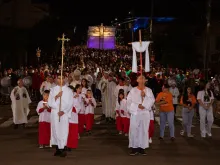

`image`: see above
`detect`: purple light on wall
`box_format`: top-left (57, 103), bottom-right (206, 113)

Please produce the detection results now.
top-left (87, 36), bottom-right (115, 49)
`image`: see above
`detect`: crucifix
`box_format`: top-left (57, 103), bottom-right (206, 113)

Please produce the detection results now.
top-left (129, 29), bottom-right (151, 101)
top-left (57, 33), bottom-right (70, 122)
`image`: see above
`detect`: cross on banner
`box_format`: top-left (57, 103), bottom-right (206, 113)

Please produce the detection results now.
top-left (57, 33), bottom-right (70, 122)
top-left (128, 30), bottom-right (151, 74)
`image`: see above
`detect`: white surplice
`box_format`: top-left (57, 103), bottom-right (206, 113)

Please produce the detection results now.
top-left (127, 87), bottom-right (155, 149)
top-left (48, 85), bottom-right (73, 149)
top-left (10, 86), bottom-right (31, 124)
top-left (106, 81), bottom-right (117, 118)
top-left (36, 101), bottom-right (51, 123)
top-left (84, 97), bottom-right (96, 114)
top-left (69, 93), bottom-right (81, 124)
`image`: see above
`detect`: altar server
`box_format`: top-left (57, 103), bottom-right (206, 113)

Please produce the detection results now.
top-left (36, 90), bottom-right (51, 148)
top-left (66, 85), bottom-right (81, 150)
top-left (10, 79), bottom-right (31, 129)
top-left (148, 106), bottom-right (155, 144)
top-left (127, 76), bottom-right (155, 156)
top-left (48, 76), bottom-right (74, 157)
top-left (84, 90), bottom-right (96, 134)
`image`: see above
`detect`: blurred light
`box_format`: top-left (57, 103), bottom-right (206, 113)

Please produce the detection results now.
top-left (115, 18), bottom-right (117, 21)
top-left (129, 11), bottom-right (131, 14)
top-left (118, 24), bottom-right (120, 26)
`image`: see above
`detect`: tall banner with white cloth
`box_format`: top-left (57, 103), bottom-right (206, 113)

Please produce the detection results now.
top-left (131, 41), bottom-right (150, 73)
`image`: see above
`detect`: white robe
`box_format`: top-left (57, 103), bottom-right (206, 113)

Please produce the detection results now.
top-left (84, 97), bottom-right (97, 114)
top-left (10, 86), bottom-right (31, 124)
top-left (70, 80), bottom-right (81, 88)
top-left (36, 101), bottom-right (51, 123)
top-left (127, 87), bottom-right (155, 149)
top-left (40, 81), bottom-right (56, 95)
top-left (106, 81), bottom-right (117, 118)
top-left (48, 85), bottom-right (73, 149)
top-left (98, 77), bottom-right (108, 115)
top-left (69, 93), bottom-right (81, 124)
top-left (114, 85), bottom-right (129, 98)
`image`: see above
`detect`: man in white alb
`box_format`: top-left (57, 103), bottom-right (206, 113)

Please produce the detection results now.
top-left (10, 79), bottom-right (31, 129)
top-left (127, 76), bottom-right (155, 156)
top-left (48, 76), bottom-right (73, 157)
top-left (40, 76), bottom-right (55, 95)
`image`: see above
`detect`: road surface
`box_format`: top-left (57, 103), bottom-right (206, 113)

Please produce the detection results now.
top-left (0, 103), bottom-right (220, 165)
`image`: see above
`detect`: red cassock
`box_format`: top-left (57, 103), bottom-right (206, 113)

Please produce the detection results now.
top-left (116, 110), bottom-right (123, 132)
top-left (148, 120), bottom-right (154, 138)
top-left (85, 114), bottom-right (94, 131)
top-left (122, 117), bottom-right (130, 134)
top-left (38, 108), bottom-right (51, 145)
top-left (78, 114), bottom-right (85, 134)
top-left (67, 107), bottom-right (78, 149)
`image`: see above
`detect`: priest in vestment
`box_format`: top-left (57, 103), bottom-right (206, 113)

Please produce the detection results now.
top-left (127, 76), bottom-right (155, 156)
top-left (98, 71), bottom-right (109, 118)
top-left (48, 76), bottom-right (73, 157)
top-left (70, 69), bottom-right (81, 88)
top-left (10, 79), bottom-right (31, 129)
top-left (106, 73), bottom-right (117, 122)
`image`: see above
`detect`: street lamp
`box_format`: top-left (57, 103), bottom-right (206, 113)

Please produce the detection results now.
top-left (36, 47), bottom-right (41, 64)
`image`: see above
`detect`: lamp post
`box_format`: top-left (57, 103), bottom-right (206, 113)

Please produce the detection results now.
top-left (36, 47), bottom-right (41, 65)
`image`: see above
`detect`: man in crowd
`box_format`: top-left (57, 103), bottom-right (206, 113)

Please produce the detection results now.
top-left (10, 79), bottom-right (31, 129)
top-left (48, 76), bottom-right (73, 157)
top-left (127, 76), bottom-right (155, 156)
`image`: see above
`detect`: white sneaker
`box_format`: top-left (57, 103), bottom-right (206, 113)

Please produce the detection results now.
top-left (207, 133), bottom-right (212, 137)
top-left (180, 130), bottom-right (184, 136)
top-left (149, 138), bottom-right (152, 144)
top-left (187, 134), bottom-right (194, 138)
top-left (39, 145), bottom-right (43, 149)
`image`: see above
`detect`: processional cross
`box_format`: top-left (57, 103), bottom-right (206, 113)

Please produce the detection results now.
top-left (57, 33), bottom-right (70, 121)
top-left (129, 30), bottom-right (151, 101)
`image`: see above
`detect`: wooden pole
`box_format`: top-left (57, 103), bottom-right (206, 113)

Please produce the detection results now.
top-left (58, 34), bottom-right (70, 122)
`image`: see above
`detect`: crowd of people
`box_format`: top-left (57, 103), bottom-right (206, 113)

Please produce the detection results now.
top-left (2, 46), bottom-right (220, 157)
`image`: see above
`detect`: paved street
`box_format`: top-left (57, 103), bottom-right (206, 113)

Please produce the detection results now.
top-left (0, 104), bottom-right (220, 165)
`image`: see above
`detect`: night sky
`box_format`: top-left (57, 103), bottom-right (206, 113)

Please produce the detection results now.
top-left (36, 0), bottom-right (215, 26)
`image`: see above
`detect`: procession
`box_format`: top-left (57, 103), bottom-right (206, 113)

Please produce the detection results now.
top-left (0, 0), bottom-right (220, 164)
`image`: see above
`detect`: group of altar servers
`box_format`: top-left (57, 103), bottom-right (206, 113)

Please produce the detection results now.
top-left (36, 76), bottom-right (96, 157)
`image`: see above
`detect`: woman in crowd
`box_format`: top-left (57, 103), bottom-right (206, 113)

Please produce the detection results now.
top-left (197, 81), bottom-right (214, 138)
top-left (180, 87), bottom-right (196, 137)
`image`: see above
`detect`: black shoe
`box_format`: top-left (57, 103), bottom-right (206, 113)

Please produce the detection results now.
top-left (159, 137), bottom-right (164, 140)
top-left (170, 137), bottom-right (175, 141)
top-left (54, 150), bottom-right (61, 156)
top-left (139, 149), bottom-right (147, 156)
top-left (60, 150), bottom-right (67, 157)
top-left (129, 149), bottom-right (138, 156)
top-left (14, 124), bottom-right (18, 129)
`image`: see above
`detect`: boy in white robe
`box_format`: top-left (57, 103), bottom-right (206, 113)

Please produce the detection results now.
top-left (127, 76), bottom-right (155, 156)
top-left (66, 85), bottom-right (81, 150)
top-left (48, 76), bottom-right (73, 157)
top-left (10, 79), bottom-right (31, 129)
top-left (84, 90), bottom-right (96, 134)
top-left (36, 90), bottom-right (51, 148)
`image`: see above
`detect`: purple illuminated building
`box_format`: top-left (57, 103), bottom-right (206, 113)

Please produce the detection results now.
top-left (87, 23), bottom-right (116, 49)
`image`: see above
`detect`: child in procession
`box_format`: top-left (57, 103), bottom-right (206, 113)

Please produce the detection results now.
top-left (84, 90), bottom-right (97, 134)
top-left (149, 105), bottom-right (155, 144)
top-left (36, 90), bottom-right (51, 149)
top-left (66, 85), bottom-right (82, 151)
top-left (115, 89), bottom-right (129, 136)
